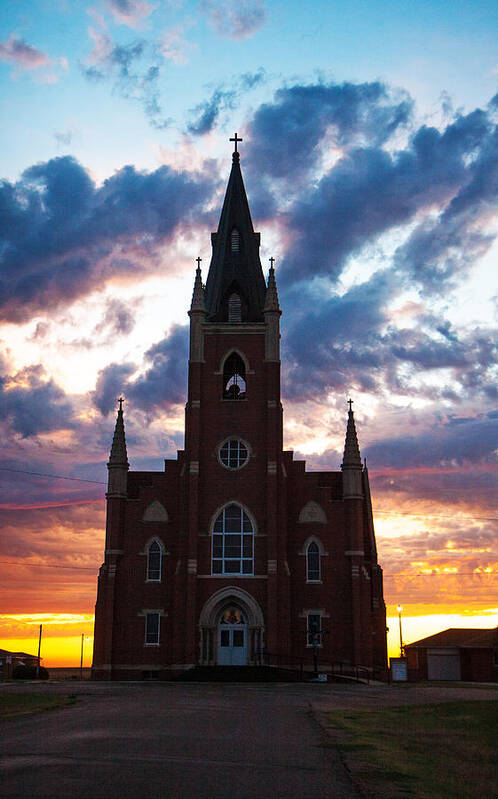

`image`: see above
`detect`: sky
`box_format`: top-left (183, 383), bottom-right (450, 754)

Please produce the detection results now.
top-left (0, 0), bottom-right (497, 667)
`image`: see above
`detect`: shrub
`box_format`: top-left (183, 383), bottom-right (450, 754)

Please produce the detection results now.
top-left (12, 664), bottom-right (49, 680)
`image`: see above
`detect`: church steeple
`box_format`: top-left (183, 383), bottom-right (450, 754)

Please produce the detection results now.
top-left (204, 135), bottom-right (267, 323)
top-left (107, 397), bottom-right (129, 497)
top-left (341, 399), bottom-right (364, 499)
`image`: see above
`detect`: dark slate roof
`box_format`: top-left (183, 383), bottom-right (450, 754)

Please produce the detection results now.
top-left (204, 152), bottom-right (266, 322)
top-left (406, 628), bottom-right (497, 649)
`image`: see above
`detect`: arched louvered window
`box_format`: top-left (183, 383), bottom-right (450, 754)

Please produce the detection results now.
top-left (228, 293), bottom-right (242, 323)
top-left (147, 540), bottom-right (162, 582)
top-left (223, 352), bottom-right (246, 399)
top-left (306, 541), bottom-right (321, 582)
top-left (231, 228), bottom-right (240, 252)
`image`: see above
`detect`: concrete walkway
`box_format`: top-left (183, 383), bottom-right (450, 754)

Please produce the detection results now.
top-left (1, 682), bottom-right (361, 799)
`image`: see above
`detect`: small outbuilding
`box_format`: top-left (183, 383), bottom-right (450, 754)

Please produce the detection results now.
top-left (405, 628), bottom-right (498, 682)
top-left (0, 648), bottom-right (40, 680)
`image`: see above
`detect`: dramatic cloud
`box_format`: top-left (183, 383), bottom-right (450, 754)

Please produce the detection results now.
top-left (0, 155), bottom-right (215, 322)
top-left (94, 324), bottom-right (189, 416)
top-left (365, 412), bottom-right (498, 470)
top-left (0, 35), bottom-right (49, 70)
top-left (282, 276), bottom-right (497, 405)
top-left (0, 365), bottom-right (75, 437)
top-left (93, 362), bottom-right (136, 415)
top-left (244, 82), bottom-right (496, 293)
top-left (187, 69), bottom-right (266, 135)
top-left (94, 297), bottom-right (139, 337)
top-left (246, 81), bottom-right (413, 181)
top-left (82, 28), bottom-right (168, 128)
top-left (200, 0), bottom-right (266, 39)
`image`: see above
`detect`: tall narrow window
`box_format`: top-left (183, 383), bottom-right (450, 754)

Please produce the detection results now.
top-left (223, 352), bottom-right (246, 399)
top-left (145, 612), bottom-right (160, 645)
top-left (212, 503), bottom-right (254, 575)
top-left (307, 613), bottom-right (322, 646)
top-left (306, 541), bottom-right (321, 582)
top-left (228, 293), bottom-right (242, 323)
top-left (231, 228), bottom-right (240, 252)
top-left (147, 541), bottom-right (162, 582)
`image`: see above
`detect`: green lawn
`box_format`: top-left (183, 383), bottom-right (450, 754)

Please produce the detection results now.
top-left (0, 693), bottom-right (76, 719)
top-left (326, 701), bottom-right (498, 798)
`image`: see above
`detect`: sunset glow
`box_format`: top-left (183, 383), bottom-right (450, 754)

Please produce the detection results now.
top-left (1, 0), bottom-right (497, 668)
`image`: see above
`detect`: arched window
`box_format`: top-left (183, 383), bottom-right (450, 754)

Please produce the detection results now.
top-left (223, 352), bottom-right (246, 399)
top-left (231, 228), bottom-right (240, 252)
top-left (147, 540), bottom-right (162, 582)
top-left (212, 504), bottom-right (254, 575)
top-left (228, 293), bottom-right (242, 323)
top-left (306, 541), bottom-right (321, 582)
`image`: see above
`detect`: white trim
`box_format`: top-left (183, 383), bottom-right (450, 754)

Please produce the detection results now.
top-left (299, 535), bottom-right (327, 556)
top-left (198, 586), bottom-right (265, 628)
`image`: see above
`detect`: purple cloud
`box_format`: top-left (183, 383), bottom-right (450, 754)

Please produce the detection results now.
top-left (200, 0), bottom-right (266, 39)
top-left (0, 35), bottom-right (49, 70)
top-left (93, 325), bottom-right (189, 416)
top-left (0, 155), bottom-right (216, 323)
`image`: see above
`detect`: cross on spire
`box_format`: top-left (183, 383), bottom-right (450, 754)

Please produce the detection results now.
top-left (196, 256), bottom-right (202, 270)
top-left (230, 132), bottom-right (243, 153)
top-left (118, 396), bottom-right (124, 412)
top-left (269, 256), bottom-right (275, 269)
top-left (348, 398), bottom-right (353, 412)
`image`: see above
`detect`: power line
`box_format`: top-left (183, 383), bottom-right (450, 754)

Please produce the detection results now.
top-left (0, 467), bottom-right (496, 522)
top-left (375, 510), bottom-right (498, 522)
top-left (0, 560), bottom-right (98, 571)
top-left (0, 559), bottom-right (496, 577)
top-left (385, 572), bottom-right (498, 577)
top-left (0, 467), bottom-right (106, 485)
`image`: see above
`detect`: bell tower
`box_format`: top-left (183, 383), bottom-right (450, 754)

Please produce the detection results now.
top-left (182, 136), bottom-right (289, 662)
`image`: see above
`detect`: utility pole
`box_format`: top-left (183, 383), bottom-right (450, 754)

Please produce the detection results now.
top-left (397, 605), bottom-right (404, 657)
top-left (80, 633), bottom-right (85, 680)
top-left (36, 624), bottom-right (42, 678)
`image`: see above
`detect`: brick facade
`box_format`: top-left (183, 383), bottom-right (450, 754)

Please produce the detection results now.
top-left (92, 149), bottom-right (388, 680)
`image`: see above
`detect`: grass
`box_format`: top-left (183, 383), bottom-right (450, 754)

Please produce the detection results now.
top-left (0, 693), bottom-right (77, 720)
top-left (326, 701), bottom-right (498, 798)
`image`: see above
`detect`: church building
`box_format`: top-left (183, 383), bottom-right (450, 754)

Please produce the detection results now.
top-left (92, 139), bottom-right (388, 680)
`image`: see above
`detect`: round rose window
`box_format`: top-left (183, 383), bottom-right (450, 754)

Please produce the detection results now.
top-left (219, 438), bottom-right (249, 469)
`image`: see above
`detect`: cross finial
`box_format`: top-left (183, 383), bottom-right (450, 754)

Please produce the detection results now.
top-left (348, 398), bottom-right (353, 412)
top-left (196, 256), bottom-right (202, 270)
top-left (118, 396), bottom-right (124, 412)
top-left (230, 132), bottom-right (243, 154)
top-left (269, 256), bottom-right (275, 270)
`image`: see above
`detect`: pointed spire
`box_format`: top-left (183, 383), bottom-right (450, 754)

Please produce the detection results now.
top-left (204, 138), bottom-right (266, 322)
top-left (108, 398), bottom-right (129, 468)
top-left (264, 257), bottom-right (281, 313)
top-left (190, 257), bottom-right (206, 312)
top-left (342, 398), bottom-right (362, 469)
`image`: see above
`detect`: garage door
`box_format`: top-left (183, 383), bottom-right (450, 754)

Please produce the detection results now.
top-left (427, 648), bottom-right (461, 680)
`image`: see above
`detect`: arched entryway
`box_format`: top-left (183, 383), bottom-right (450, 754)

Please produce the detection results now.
top-left (198, 587), bottom-right (264, 666)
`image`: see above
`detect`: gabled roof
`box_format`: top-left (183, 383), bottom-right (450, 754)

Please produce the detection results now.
top-left (204, 150), bottom-right (266, 322)
top-left (406, 627), bottom-right (497, 649)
